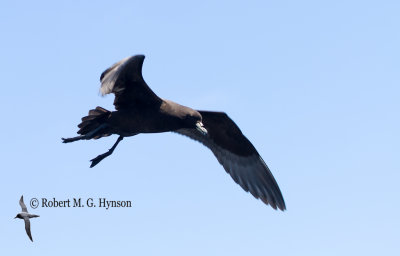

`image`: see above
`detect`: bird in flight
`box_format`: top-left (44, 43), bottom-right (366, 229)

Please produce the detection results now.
top-left (62, 55), bottom-right (286, 210)
top-left (14, 196), bottom-right (39, 242)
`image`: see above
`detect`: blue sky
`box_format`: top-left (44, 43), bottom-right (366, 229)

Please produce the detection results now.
top-left (1, 1), bottom-right (399, 255)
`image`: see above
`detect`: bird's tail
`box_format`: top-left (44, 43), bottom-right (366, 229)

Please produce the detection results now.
top-left (77, 107), bottom-right (112, 139)
top-left (62, 107), bottom-right (112, 143)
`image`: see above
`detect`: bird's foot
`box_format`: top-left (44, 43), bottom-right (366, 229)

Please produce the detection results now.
top-left (89, 136), bottom-right (123, 168)
top-left (90, 151), bottom-right (111, 168)
top-left (62, 135), bottom-right (85, 143)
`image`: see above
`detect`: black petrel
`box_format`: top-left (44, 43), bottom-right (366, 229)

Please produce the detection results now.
top-left (62, 55), bottom-right (286, 210)
top-left (14, 196), bottom-right (39, 242)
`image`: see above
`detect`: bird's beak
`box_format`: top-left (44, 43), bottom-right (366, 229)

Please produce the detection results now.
top-left (196, 122), bottom-right (208, 135)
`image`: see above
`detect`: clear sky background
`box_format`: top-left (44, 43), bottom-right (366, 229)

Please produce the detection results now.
top-left (1, 1), bottom-right (399, 255)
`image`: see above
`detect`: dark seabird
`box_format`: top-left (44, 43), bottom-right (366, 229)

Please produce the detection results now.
top-left (62, 55), bottom-right (286, 210)
top-left (14, 196), bottom-right (39, 242)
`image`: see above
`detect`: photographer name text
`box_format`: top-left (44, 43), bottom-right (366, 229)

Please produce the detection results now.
top-left (30, 197), bottom-right (132, 210)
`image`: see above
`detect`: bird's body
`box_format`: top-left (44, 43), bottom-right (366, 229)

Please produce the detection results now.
top-left (63, 55), bottom-right (286, 210)
top-left (15, 196), bottom-right (39, 242)
top-left (103, 100), bottom-right (197, 135)
top-left (15, 212), bottom-right (40, 219)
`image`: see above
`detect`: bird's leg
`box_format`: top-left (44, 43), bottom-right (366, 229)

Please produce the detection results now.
top-left (90, 136), bottom-right (124, 168)
top-left (62, 124), bottom-right (108, 143)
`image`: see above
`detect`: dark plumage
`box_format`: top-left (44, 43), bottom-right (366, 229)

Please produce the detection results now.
top-left (62, 55), bottom-right (286, 210)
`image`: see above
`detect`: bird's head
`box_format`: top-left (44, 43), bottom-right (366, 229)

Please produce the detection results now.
top-left (184, 111), bottom-right (208, 136)
top-left (14, 214), bottom-right (22, 219)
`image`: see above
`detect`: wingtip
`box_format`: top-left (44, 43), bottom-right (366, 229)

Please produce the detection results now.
top-left (274, 201), bottom-right (286, 212)
top-left (99, 54), bottom-right (147, 96)
top-left (275, 199), bottom-right (286, 211)
top-left (125, 54), bottom-right (145, 66)
top-left (260, 197), bottom-right (286, 211)
top-left (132, 54), bottom-right (146, 70)
top-left (135, 54), bottom-right (145, 60)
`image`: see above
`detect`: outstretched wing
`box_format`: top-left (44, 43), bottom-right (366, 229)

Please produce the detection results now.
top-left (19, 195), bottom-right (28, 213)
top-left (175, 111), bottom-right (286, 210)
top-left (100, 55), bottom-right (162, 110)
top-left (24, 218), bottom-right (33, 242)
